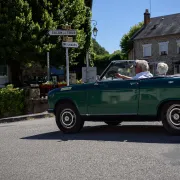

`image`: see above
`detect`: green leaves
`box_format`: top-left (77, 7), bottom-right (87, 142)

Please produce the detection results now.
top-left (0, 0), bottom-right (92, 68)
top-left (120, 22), bottom-right (143, 59)
top-left (0, 85), bottom-right (25, 118)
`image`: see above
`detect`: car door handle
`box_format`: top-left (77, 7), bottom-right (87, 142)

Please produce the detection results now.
top-left (130, 82), bottom-right (138, 85)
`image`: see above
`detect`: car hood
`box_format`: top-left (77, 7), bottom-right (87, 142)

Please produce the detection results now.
top-left (48, 82), bottom-right (94, 96)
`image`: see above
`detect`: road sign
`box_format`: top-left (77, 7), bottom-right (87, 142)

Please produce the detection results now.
top-left (62, 42), bottom-right (79, 48)
top-left (62, 25), bottom-right (71, 30)
top-left (63, 36), bottom-right (73, 42)
top-left (48, 29), bottom-right (76, 36)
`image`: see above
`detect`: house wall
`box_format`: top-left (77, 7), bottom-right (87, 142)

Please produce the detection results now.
top-left (128, 49), bottom-right (134, 59)
top-left (133, 34), bottom-right (180, 74)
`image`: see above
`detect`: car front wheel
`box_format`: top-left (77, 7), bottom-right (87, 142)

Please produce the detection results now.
top-left (161, 102), bottom-right (180, 135)
top-left (55, 103), bottom-right (84, 134)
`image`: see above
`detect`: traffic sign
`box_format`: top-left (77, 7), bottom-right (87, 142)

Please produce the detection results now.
top-left (62, 42), bottom-right (79, 48)
top-left (63, 36), bottom-right (73, 42)
top-left (48, 29), bottom-right (76, 36)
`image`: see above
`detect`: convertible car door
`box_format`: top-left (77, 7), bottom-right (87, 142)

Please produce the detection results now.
top-left (87, 79), bottom-right (139, 115)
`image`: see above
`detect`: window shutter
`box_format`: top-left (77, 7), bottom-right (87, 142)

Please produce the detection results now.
top-left (177, 41), bottom-right (180, 54)
top-left (159, 42), bottom-right (168, 55)
top-left (143, 44), bottom-right (151, 57)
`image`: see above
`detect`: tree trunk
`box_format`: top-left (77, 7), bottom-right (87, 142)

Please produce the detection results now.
top-left (8, 61), bottom-right (23, 87)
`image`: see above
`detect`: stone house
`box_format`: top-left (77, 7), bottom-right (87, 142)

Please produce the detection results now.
top-left (128, 9), bottom-right (180, 75)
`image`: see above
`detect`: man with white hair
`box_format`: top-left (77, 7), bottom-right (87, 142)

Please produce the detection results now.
top-left (115, 60), bottom-right (153, 80)
top-left (156, 62), bottom-right (168, 76)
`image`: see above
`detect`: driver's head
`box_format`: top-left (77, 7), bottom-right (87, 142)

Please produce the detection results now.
top-left (135, 60), bottom-right (149, 74)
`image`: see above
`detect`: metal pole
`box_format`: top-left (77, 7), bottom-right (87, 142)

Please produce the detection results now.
top-left (47, 52), bottom-right (50, 81)
top-left (86, 51), bottom-right (89, 68)
top-left (66, 47), bottom-right (69, 86)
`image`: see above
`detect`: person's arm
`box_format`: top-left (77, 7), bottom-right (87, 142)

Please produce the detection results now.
top-left (115, 73), bottom-right (132, 80)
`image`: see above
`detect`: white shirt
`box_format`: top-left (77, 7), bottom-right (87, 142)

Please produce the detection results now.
top-left (132, 71), bottom-right (153, 80)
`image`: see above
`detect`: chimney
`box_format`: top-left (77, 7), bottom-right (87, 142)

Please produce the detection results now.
top-left (144, 9), bottom-right (150, 26)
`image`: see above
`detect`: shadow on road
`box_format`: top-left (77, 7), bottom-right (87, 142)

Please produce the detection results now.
top-left (21, 125), bottom-right (180, 144)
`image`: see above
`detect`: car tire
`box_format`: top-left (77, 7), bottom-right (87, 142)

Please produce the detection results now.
top-left (55, 103), bottom-right (84, 134)
top-left (104, 121), bottom-right (121, 126)
top-left (161, 102), bottom-right (180, 135)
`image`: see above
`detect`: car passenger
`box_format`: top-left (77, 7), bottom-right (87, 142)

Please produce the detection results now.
top-left (156, 62), bottom-right (168, 76)
top-left (115, 60), bottom-right (153, 80)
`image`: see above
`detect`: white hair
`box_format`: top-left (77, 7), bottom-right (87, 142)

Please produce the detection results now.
top-left (135, 60), bottom-right (149, 71)
top-left (157, 62), bottom-right (168, 75)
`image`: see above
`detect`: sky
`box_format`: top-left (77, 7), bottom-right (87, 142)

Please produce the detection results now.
top-left (92, 0), bottom-right (180, 54)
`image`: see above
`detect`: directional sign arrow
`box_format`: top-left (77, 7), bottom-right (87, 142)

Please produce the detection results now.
top-left (62, 42), bottom-right (79, 48)
top-left (48, 29), bottom-right (76, 36)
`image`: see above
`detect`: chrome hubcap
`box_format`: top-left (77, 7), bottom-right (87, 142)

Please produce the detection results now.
top-left (60, 109), bottom-right (76, 129)
top-left (167, 105), bottom-right (180, 126)
top-left (173, 113), bottom-right (179, 120)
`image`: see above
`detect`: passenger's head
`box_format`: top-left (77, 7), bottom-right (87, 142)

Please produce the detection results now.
top-left (135, 60), bottom-right (149, 74)
top-left (157, 62), bottom-right (168, 75)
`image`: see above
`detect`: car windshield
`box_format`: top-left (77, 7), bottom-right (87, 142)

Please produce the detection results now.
top-left (101, 60), bottom-right (136, 81)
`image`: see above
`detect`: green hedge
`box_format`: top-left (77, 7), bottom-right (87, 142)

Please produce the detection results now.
top-left (93, 51), bottom-right (122, 75)
top-left (0, 85), bottom-right (25, 118)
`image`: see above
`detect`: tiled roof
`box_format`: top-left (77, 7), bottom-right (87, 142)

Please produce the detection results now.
top-left (134, 13), bottom-right (180, 40)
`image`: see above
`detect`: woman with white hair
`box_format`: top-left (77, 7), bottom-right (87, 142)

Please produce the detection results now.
top-left (115, 60), bottom-right (153, 80)
top-left (156, 62), bottom-right (168, 76)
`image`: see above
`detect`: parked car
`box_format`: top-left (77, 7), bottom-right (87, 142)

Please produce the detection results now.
top-left (48, 60), bottom-right (180, 135)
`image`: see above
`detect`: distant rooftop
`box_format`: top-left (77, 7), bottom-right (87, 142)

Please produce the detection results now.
top-left (134, 13), bottom-right (180, 40)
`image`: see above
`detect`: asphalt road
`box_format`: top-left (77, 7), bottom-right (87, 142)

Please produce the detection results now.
top-left (1, 118), bottom-right (180, 180)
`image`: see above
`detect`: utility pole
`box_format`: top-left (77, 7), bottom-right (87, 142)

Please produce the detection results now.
top-left (47, 52), bottom-right (50, 81)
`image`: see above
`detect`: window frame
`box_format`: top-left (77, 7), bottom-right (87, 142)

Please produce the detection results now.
top-left (0, 65), bottom-right (8, 77)
top-left (142, 44), bottom-right (152, 57)
top-left (158, 41), bottom-right (169, 55)
top-left (177, 40), bottom-right (180, 54)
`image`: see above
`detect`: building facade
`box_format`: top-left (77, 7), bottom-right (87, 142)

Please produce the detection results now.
top-left (129, 9), bottom-right (180, 74)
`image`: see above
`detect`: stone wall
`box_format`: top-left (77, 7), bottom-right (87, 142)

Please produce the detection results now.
top-left (25, 87), bottom-right (48, 114)
top-left (133, 34), bottom-right (180, 74)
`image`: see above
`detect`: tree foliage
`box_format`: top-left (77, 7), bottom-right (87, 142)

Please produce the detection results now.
top-left (92, 38), bottom-right (109, 55)
top-left (93, 50), bottom-right (122, 74)
top-left (0, 0), bottom-right (92, 84)
top-left (120, 22), bottom-right (143, 59)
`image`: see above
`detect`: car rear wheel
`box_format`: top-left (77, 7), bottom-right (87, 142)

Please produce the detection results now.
top-left (55, 103), bottom-right (84, 134)
top-left (104, 121), bottom-right (121, 126)
top-left (161, 102), bottom-right (180, 135)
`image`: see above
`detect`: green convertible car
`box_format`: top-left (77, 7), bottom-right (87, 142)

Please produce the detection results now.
top-left (48, 60), bottom-right (180, 135)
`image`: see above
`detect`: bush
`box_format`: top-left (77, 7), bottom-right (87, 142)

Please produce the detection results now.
top-left (93, 51), bottom-right (123, 75)
top-left (0, 84), bottom-right (25, 118)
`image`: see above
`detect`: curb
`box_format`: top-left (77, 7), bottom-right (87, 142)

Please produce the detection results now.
top-left (0, 112), bottom-right (54, 124)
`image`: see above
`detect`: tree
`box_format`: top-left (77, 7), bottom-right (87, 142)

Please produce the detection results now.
top-left (93, 50), bottom-right (122, 74)
top-left (120, 22), bottom-right (143, 59)
top-left (109, 50), bottom-right (121, 60)
top-left (0, 0), bottom-right (42, 85)
top-left (92, 38), bottom-right (109, 55)
top-left (0, 0), bottom-right (92, 84)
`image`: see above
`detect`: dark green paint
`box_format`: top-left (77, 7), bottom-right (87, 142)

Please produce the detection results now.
top-left (48, 77), bottom-right (180, 117)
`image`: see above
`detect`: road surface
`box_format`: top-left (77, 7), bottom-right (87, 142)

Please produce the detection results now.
top-left (0, 118), bottom-right (180, 180)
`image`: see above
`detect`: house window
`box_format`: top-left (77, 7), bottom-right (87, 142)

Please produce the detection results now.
top-left (0, 65), bottom-right (7, 76)
top-left (158, 41), bottom-right (169, 55)
top-left (177, 40), bottom-right (180, 54)
top-left (143, 44), bottom-right (152, 57)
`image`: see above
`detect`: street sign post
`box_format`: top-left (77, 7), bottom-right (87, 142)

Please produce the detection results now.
top-left (62, 42), bottom-right (78, 48)
top-left (48, 26), bottom-right (77, 86)
top-left (47, 52), bottom-right (50, 81)
top-left (48, 30), bottom-right (76, 36)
